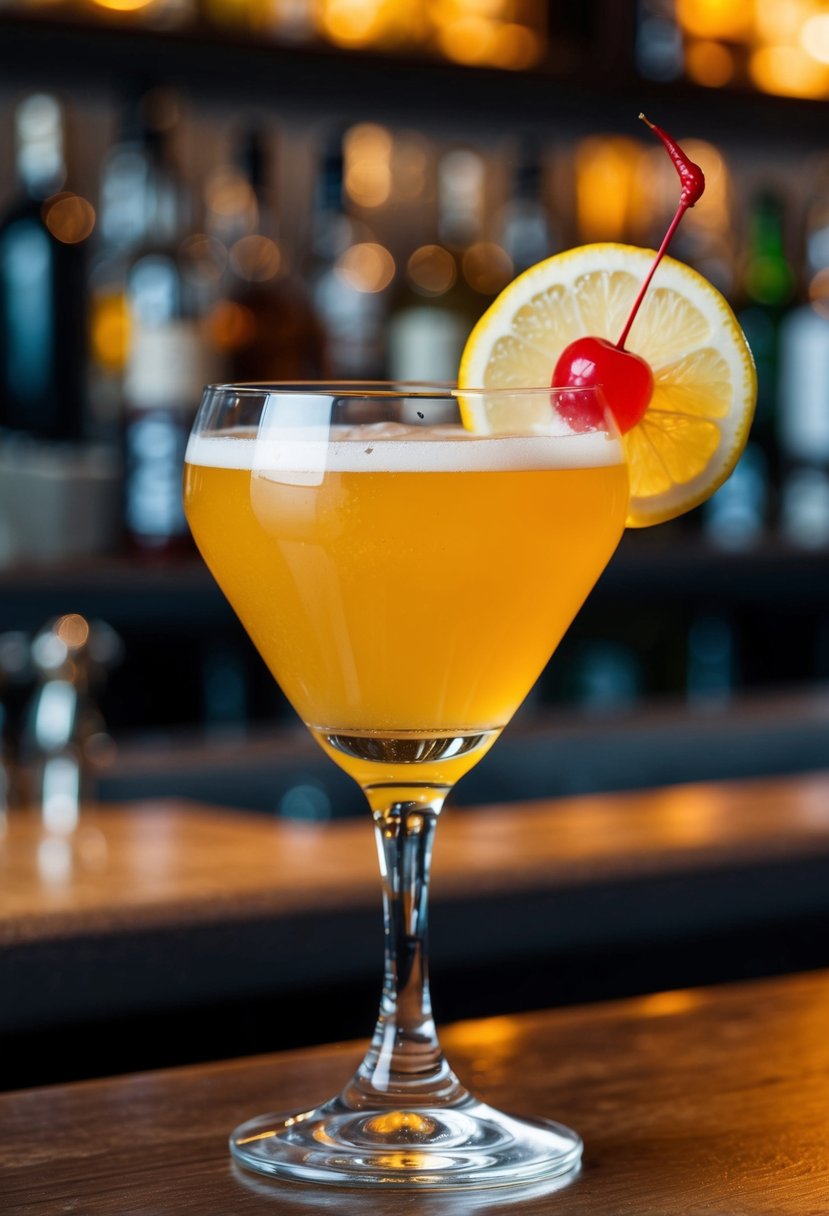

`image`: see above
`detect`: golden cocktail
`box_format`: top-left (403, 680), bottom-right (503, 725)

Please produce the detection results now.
top-left (184, 384), bottom-right (627, 1188)
top-left (185, 422), bottom-right (627, 789)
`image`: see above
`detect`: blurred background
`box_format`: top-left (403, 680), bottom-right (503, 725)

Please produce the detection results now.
top-left (3, 0), bottom-right (829, 820)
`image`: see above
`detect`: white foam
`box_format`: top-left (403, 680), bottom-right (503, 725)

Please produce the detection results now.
top-left (185, 425), bottom-right (624, 474)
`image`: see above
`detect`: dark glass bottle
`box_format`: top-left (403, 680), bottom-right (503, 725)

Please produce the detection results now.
top-left (499, 138), bottom-right (557, 276)
top-left (213, 127), bottom-right (325, 382)
top-left (0, 94), bottom-right (89, 440)
top-left (308, 132), bottom-right (392, 379)
top-left (705, 189), bottom-right (794, 546)
top-left (737, 190), bottom-right (795, 489)
top-left (778, 185), bottom-right (829, 547)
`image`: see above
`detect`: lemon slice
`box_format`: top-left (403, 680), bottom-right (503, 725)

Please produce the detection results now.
top-left (457, 242), bottom-right (757, 527)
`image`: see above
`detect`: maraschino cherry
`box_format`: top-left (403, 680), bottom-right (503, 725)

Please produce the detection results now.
top-left (553, 114), bottom-right (705, 433)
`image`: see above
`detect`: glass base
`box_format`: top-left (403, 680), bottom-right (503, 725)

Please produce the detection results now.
top-left (230, 1094), bottom-right (582, 1189)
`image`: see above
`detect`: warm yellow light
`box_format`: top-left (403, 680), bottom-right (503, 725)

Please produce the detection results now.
top-left (438, 15), bottom-right (496, 64)
top-left (205, 169), bottom-right (256, 223)
top-left (684, 37), bottom-right (735, 86)
top-left (318, 0), bottom-right (425, 48)
top-left (371, 1152), bottom-right (434, 1170)
top-left (336, 242), bottom-right (395, 292)
top-left (486, 23), bottom-right (542, 69)
top-left (346, 157), bottom-right (392, 207)
top-left (55, 614), bottom-right (90, 650)
top-left (462, 240), bottom-right (513, 295)
top-left (676, 0), bottom-right (752, 40)
top-left (407, 244), bottom-right (456, 294)
top-left (637, 989), bottom-right (701, 1018)
top-left (321, 0), bottom-right (377, 46)
top-left (230, 235), bottom-right (282, 281)
top-left (345, 123), bottom-right (393, 208)
top-left (575, 137), bottom-right (642, 243)
top-left (90, 0), bottom-right (155, 11)
top-left (91, 290), bottom-right (130, 373)
top-left (428, 0), bottom-right (546, 65)
top-left (754, 0), bottom-right (813, 46)
top-left (802, 13), bottom-right (829, 64)
top-left (434, 0), bottom-right (503, 17)
top-left (750, 43), bottom-right (829, 98)
top-left (449, 1013), bottom-right (522, 1052)
top-left (208, 299), bottom-right (258, 351)
top-left (391, 132), bottom-right (430, 202)
top-left (364, 1112), bottom-right (437, 1135)
top-left (43, 193), bottom-right (96, 244)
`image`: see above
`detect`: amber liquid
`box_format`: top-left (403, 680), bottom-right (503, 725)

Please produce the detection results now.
top-left (184, 433), bottom-right (628, 786)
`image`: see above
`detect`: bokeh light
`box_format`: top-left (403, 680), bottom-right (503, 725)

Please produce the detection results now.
top-left (575, 137), bottom-right (643, 243)
top-left (336, 242), bottom-right (395, 292)
top-left (684, 38), bottom-right (735, 86)
top-left (42, 193), bottom-right (96, 244)
top-left (345, 124), bottom-right (393, 209)
top-left (407, 244), bottom-right (456, 295)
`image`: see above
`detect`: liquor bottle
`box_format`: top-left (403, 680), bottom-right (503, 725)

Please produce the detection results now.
top-left (634, 0), bottom-right (683, 82)
top-left (387, 147), bottom-right (510, 383)
top-left (705, 189), bottom-right (793, 546)
top-left (0, 94), bottom-right (90, 440)
top-left (209, 128), bottom-right (325, 382)
top-left (777, 187), bottom-right (829, 547)
top-left (88, 95), bottom-right (184, 441)
top-left (498, 139), bottom-right (557, 276)
top-left (307, 133), bottom-right (393, 379)
top-left (736, 191), bottom-right (794, 486)
top-left (122, 113), bottom-right (216, 556)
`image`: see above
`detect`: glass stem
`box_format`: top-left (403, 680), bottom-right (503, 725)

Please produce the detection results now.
top-left (341, 785), bottom-right (467, 1110)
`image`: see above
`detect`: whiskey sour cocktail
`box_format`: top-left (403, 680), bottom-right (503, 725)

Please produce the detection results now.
top-left (185, 418), bottom-right (628, 791)
top-left (183, 119), bottom-right (756, 1190)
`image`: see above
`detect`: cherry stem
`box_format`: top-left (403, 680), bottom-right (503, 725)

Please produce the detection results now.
top-left (639, 113), bottom-right (705, 207)
top-left (615, 114), bottom-right (705, 351)
top-left (616, 200), bottom-right (687, 350)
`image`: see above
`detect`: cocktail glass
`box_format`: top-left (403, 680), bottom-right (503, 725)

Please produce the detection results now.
top-left (183, 382), bottom-right (629, 1189)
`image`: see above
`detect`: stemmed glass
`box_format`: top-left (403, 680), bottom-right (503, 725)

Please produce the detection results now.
top-left (183, 382), bottom-right (628, 1189)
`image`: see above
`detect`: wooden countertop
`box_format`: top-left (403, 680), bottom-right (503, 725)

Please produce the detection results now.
top-left (2, 967), bottom-right (829, 1214)
top-left (5, 769), bottom-right (829, 946)
top-left (4, 772), bottom-right (829, 1066)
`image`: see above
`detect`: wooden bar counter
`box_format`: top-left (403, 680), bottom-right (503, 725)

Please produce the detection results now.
top-left (2, 966), bottom-right (829, 1214)
top-left (3, 771), bottom-right (829, 1088)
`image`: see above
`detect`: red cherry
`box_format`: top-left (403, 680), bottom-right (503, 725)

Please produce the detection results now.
top-left (552, 336), bottom-right (654, 434)
top-left (547, 118), bottom-right (701, 436)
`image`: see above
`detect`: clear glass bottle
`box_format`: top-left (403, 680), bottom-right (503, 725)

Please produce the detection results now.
top-left (387, 147), bottom-right (510, 383)
top-left (88, 94), bottom-right (184, 442)
top-left (498, 137), bottom-right (557, 276)
top-left (307, 132), bottom-right (393, 379)
top-left (706, 188), bottom-right (793, 546)
top-left (122, 106), bottom-right (217, 556)
top-left (778, 185), bottom-right (829, 547)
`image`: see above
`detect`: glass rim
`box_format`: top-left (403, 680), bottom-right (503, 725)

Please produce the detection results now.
top-left (203, 380), bottom-right (610, 401)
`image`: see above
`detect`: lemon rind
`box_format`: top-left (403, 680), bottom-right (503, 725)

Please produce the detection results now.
top-left (457, 243), bottom-right (757, 528)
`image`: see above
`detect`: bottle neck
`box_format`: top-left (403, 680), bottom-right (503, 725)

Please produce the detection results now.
top-left (436, 150), bottom-right (485, 253)
top-left (312, 151), bottom-right (358, 264)
top-left (15, 94), bottom-right (66, 201)
top-left (742, 194), bottom-right (794, 309)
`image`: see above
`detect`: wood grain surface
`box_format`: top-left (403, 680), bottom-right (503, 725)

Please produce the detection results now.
top-left (2, 967), bottom-right (828, 1215)
top-left (4, 769), bottom-right (829, 945)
